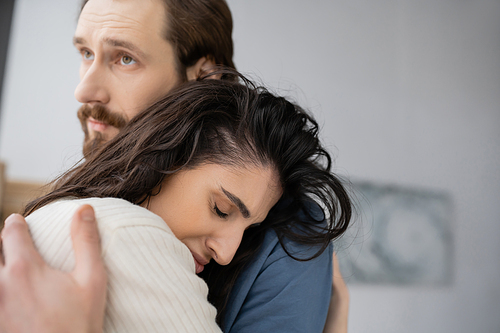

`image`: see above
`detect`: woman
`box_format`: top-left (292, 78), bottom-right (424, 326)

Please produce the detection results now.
top-left (24, 72), bottom-right (352, 332)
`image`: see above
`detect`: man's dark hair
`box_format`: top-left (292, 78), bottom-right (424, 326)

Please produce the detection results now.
top-left (80, 0), bottom-right (235, 80)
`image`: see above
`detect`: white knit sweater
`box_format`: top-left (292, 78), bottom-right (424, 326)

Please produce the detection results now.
top-left (26, 197), bottom-right (221, 333)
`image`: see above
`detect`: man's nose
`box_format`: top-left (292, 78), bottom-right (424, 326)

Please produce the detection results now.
top-left (206, 226), bottom-right (245, 266)
top-left (74, 62), bottom-right (110, 105)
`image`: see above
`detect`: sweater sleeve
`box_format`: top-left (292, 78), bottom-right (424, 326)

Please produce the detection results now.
top-left (26, 198), bottom-right (222, 333)
top-left (102, 224), bottom-right (221, 333)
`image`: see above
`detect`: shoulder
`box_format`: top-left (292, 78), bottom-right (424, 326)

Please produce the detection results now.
top-left (255, 228), bottom-right (333, 286)
top-left (28, 197), bottom-right (170, 232)
top-left (225, 228), bottom-right (333, 333)
top-left (26, 200), bottom-right (219, 331)
top-left (82, 197), bottom-right (170, 231)
top-left (26, 198), bottom-right (176, 266)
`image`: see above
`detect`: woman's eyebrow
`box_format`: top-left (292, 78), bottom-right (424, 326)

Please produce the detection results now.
top-left (221, 187), bottom-right (250, 218)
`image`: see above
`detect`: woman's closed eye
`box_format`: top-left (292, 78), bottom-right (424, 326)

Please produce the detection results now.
top-left (214, 203), bottom-right (228, 219)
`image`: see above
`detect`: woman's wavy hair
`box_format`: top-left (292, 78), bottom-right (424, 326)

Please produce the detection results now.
top-left (24, 70), bottom-right (352, 326)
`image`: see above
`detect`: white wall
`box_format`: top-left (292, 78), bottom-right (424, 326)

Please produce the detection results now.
top-left (1, 0), bottom-right (499, 332)
top-left (0, 0), bottom-right (83, 181)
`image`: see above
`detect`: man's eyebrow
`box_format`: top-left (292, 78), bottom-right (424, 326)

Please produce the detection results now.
top-left (221, 187), bottom-right (250, 219)
top-left (73, 36), bottom-right (147, 59)
top-left (102, 37), bottom-right (146, 59)
top-left (73, 36), bottom-right (85, 46)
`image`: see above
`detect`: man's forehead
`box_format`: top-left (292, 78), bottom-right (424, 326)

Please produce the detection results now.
top-left (76, 0), bottom-right (167, 40)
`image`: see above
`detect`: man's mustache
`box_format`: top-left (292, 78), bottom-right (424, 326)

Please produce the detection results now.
top-left (77, 104), bottom-right (127, 130)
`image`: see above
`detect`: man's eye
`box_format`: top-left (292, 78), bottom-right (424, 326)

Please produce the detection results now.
top-left (83, 50), bottom-right (94, 60)
top-left (214, 204), bottom-right (228, 219)
top-left (120, 55), bottom-right (136, 65)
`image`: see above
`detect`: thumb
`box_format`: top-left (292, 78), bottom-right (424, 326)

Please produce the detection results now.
top-left (70, 204), bottom-right (105, 287)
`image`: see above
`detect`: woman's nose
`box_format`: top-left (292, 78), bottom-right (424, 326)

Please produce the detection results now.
top-left (206, 226), bottom-right (245, 266)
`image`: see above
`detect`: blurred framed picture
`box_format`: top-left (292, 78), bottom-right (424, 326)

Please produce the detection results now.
top-left (337, 182), bottom-right (453, 285)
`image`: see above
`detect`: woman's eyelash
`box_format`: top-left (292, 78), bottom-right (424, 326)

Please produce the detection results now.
top-left (214, 204), bottom-right (228, 218)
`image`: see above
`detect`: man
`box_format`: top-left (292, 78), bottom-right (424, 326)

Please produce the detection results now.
top-left (0, 0), bottom-right (338, 331)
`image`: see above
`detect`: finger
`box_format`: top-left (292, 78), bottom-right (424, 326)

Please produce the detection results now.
top-left (70, 205), bottom-right (106, 287)
top-left (0, 235), bottom-right (4, 266)
top-left (332, 252), bottom-right (349, 301)
top-left (1, 214), bottom-right (43, 266)
top-left (332, 252), bottom-right (342, 278)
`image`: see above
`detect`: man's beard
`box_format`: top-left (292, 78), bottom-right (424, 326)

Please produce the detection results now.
top-left (77, 104), bottom-right (127, 158)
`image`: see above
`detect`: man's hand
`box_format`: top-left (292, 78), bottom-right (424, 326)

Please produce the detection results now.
top-left (0, 205), bottom-right (107, 333)
top-left (323, 252), bottom-right (350, 333)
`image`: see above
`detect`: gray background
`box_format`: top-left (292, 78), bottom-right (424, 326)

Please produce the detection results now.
top-left (1, 0), bottom-right (499, 332)
top-left (0, 0), bottom-right (15, 121)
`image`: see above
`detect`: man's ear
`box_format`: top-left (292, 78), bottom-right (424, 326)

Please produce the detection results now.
top-left (186, 57), bottom-right (218, 81)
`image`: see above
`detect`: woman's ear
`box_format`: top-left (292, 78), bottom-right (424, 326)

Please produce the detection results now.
top-left (186, 57), bottom-right (219, 81)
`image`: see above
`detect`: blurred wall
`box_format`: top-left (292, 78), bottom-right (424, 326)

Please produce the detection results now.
top-left (1, 0), bottom-right (499, 332)
top-left (0, 0), bottom-right (82, 181)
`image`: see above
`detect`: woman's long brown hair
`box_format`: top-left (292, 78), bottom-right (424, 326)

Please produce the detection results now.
top-left (24, 71), bottom-right (352, 328)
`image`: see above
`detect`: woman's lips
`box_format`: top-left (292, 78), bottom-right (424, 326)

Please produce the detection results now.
top-left (190, 251), bottom-right (209, 274)
top-left (87, 117), bottom-right (109, 132)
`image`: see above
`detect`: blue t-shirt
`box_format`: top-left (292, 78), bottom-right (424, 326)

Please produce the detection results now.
top-left (223, 228), bottom-right (333, 332)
